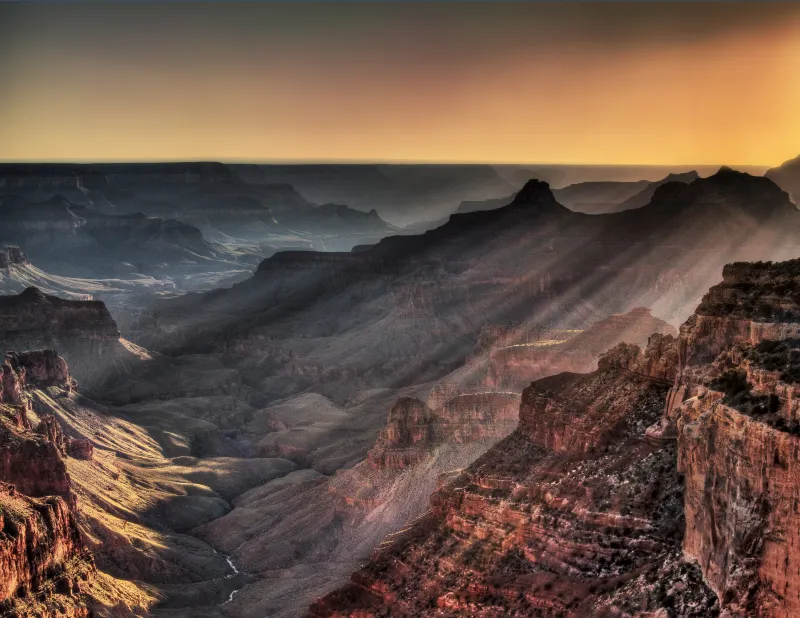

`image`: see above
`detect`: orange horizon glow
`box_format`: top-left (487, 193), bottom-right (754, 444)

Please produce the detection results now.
top-left (1, 2), bottom-right (799, 167)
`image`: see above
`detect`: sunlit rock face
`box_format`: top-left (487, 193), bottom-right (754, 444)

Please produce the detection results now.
top-left (671, 259), bottom-right (800, 617)
top-left (0, 349), bottom-right (97, 617)
top-left (0, 482), bottom-right (95, 618)
top-left (309, 357), bottom-right (713, 616)
top-left (0, 351), bottom-right (75, 506)
top-left (308, 257), bottom-right (800, 618)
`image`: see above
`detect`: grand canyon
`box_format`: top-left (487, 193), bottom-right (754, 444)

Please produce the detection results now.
top-left (3, 2), bottom-right (800, 617)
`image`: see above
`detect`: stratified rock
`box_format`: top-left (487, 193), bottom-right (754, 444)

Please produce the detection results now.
top-left (6, 349), bottom-right (75, 390)
top-left (0, 481), bottom-right (95, 618)
top-left (0, 353), bottom-right (75, 505)
top-left (0, 288), bottom-right (126, 389)
top-left (310, 344), bottom-right (715, 616)
top-left (311, 257), bottom-right (800, 618)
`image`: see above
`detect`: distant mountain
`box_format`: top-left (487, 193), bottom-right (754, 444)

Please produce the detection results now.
top-left (0, 163), bottom-right (399, 253)
top-left (455, 171), bottom-right (701, 216)
top-left (135, 167), bottom-right (800, 404)
top-left (614, 170), bottom-right (701, 212)
top-left (0, 193), bottom-right (245, 285)
top-left (230, 163), bottom-right (515, 226)
top-left (766, 153), bottom-right (800, 204)
top-left (553, 179), bottom-right (650, 213)
top-left (455, 195), bottom-right (512, 215)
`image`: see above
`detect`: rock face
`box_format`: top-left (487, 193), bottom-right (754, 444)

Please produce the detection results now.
top-left (487, 307), bottom-right (676, 390)
top-left (0, 350), bottom-right (97, 617)
top-left (366, 393), bottom-right (520, 470)
top-left (309, 257), bottom-right (800, 618)
top-left (0, 288), bottom-right (125, 388)
top-left (0, 482), bottom-right (95, 618)
top-left (0, 246), bottom-right (29, 268)
top-left (0, 352), bottom-right (75, 505)
top-left (310, 359), bottom-right (713, 616)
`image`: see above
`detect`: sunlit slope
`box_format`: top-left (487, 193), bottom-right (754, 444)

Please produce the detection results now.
top-left (0, 262), bottom-right (171, 299)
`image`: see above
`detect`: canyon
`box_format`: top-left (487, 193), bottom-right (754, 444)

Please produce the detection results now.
top-left (2, 164), bottom-right (800, 617)
top-left (309, 258), bottom-right (800, 617)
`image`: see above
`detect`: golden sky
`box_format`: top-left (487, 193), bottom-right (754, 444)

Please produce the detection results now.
top-left (1, 2), bottom-right (799, 166)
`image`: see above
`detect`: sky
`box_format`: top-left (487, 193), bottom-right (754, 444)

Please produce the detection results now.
top-left (1, 2), bottom-right (799, 166)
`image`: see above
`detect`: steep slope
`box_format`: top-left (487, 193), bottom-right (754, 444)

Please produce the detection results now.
top-left (310, 257), bottom-right (800, 618)
top-left (0, 349), bottom-right (159, 617)
top-left (0, 483), bottom-right (95, 618)
top-left (0, 287), bottom-right (126, 389)
top-left (0, 344), bottom-right (312, 617)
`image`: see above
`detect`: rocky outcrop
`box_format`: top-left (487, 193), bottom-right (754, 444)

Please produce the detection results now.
top-left (678, 397), bottom-right (800, 617)
top-left (366, 393), bottom-right (520, 470)
top-left (0, 246), bottom-right (28, 268)
top-left (0, 288), bottom-right (124, 388)
top-left (0, 287), bottom-right (119, 343)
top-left (0, 354), bottom-right (75, 505)
top-left (6, 349), bottom-right (75, 391)
top-left (66, 438), bottom-right (93, 461)
top-left (0, 482), bottom-right (95, 618)
top-left (0, 350), bottom-right (97, 617)
top-left (669, 259), bottom-right (800, 617)
top-left (310, 356), bottom-right (714, 616)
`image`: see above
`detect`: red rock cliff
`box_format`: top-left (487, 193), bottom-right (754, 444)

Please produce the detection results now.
top-left (0, 482), bottom-right (95, 617)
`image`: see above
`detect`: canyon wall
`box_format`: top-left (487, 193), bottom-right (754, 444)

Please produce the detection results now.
top-left (0, 350), bottom-right (97, 617)
top-left (0, 287), bottom-right (127, 389)
top-left (0, 483), bottom-right (95, 618)
top-left (309, 258), bottom-right (800, 618)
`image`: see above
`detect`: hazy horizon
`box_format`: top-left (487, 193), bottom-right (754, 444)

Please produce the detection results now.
top-left (2, 2), bottom-right (798, 166)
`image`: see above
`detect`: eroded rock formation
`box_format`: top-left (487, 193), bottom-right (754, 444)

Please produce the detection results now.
top-left (309, 258), bottom-right (800, 618)
top-left (0, 350), bottom-right (98, 616)
top-left (0, 482), bottom-right (95, 618)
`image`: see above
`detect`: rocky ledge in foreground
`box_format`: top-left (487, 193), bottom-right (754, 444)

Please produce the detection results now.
top-left (309, 257), bottom-right (800, 618)
top-left (0, 349), bottom-right (97, 617)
